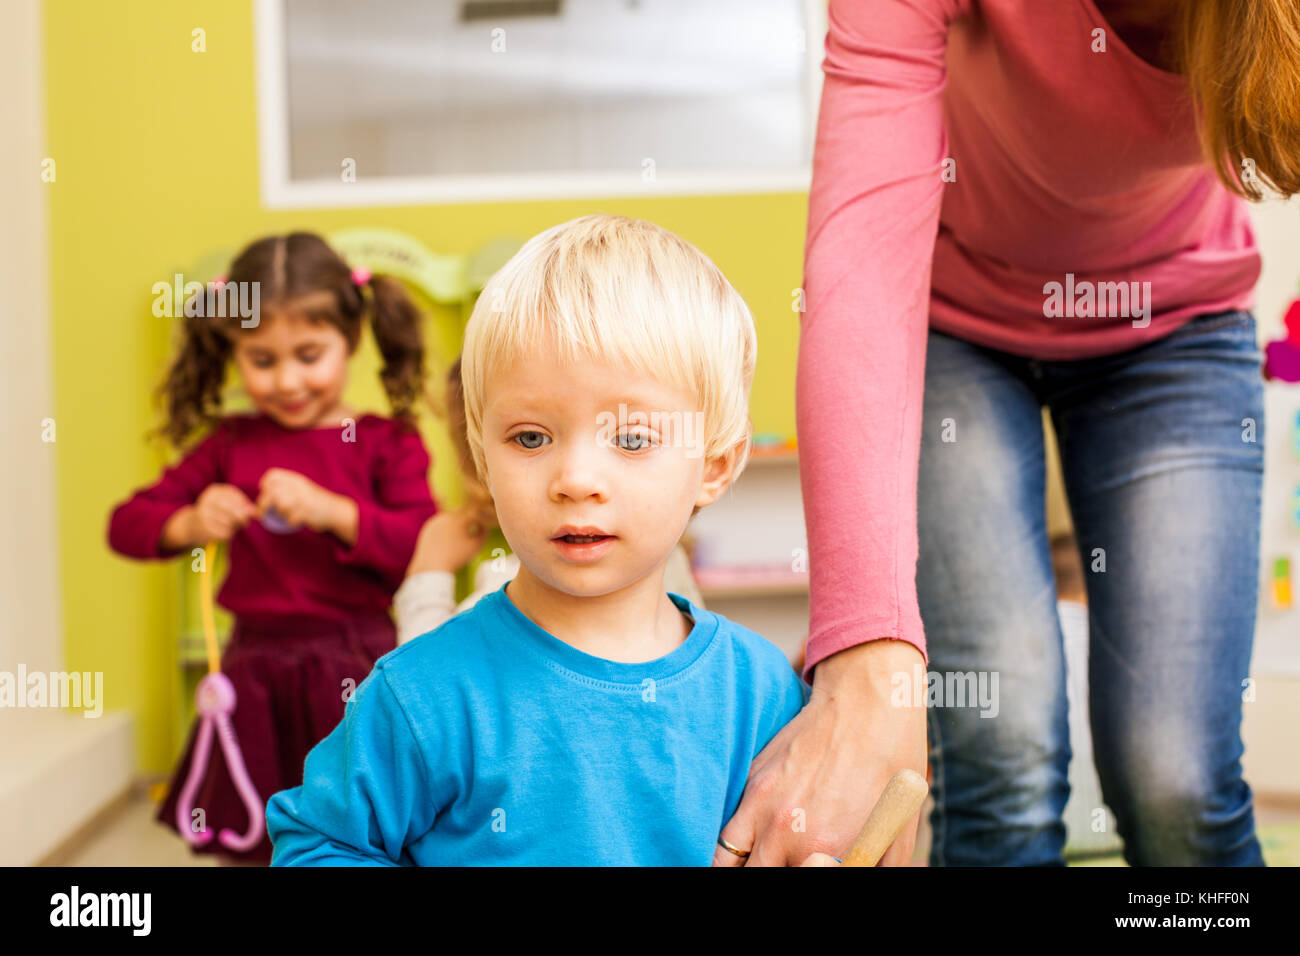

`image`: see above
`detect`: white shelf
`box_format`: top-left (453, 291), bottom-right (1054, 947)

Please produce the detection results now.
top-left (688, 445), bottom-right (808, 654)
top-left (697, 575), bottom-right (810, 601)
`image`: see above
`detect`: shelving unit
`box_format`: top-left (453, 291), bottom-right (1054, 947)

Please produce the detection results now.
top-left (683, 448), bottom-right (808, 662)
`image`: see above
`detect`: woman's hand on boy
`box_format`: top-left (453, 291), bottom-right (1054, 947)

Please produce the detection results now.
top-left (256, 468), bottom-right (357, 544)
top-left (406, 509), bottom-right (490, 577)
top-left (713, 639), bottom-right (928, 867)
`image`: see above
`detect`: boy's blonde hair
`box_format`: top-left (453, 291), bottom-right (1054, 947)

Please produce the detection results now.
top-left (461, 214), bottom-right (756, 497)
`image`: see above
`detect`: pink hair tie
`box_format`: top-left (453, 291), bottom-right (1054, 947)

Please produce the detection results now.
top-left (351, 267), bottom-right (372, 287)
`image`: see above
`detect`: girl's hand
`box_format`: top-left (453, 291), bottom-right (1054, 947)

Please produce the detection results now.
top-left (189, 483), bottom-right (258, 543)
top-left (406, 509), bottom-right (490, 576)
top-left (256, 468), bottom-right (350, 536)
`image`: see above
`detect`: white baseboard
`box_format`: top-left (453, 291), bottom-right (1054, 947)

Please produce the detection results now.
top-left (0, 710), bottom-right (135, 866)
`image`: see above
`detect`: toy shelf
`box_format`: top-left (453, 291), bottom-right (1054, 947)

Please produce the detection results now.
top-left (684, 448), bottom-right (808, 660)
top-left (695, 565), bottom-right (809, 601)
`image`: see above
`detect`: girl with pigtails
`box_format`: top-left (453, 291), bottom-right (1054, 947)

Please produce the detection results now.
top-left (107, 231), bottom-right (468, 864)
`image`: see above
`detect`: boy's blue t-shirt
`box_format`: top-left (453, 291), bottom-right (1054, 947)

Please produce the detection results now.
top-left (266, 583), bottom-right (810, 866)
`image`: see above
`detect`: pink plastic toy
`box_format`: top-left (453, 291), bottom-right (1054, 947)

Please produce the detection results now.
top-left (175, 541), bottom-right (264, 851)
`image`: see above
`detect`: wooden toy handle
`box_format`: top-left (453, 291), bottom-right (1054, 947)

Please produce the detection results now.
top-left (841, 768), bottom-right (930, 867)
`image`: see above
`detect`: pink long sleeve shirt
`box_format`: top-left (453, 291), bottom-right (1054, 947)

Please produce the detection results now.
top-left (107, 413), bottom-right (438, 625)
top-left (798, 0), bottom-right (1260, 678)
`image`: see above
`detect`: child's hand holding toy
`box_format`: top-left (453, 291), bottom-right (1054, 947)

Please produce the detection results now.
top-left (255, 467), bottom-right (358, 543)
top-left (162, 483), bottom-right (258, 549)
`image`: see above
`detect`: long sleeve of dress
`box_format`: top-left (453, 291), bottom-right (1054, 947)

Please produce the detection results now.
top-left (106, 426), bottom-right (227, 560)
top-left (331, 423), bottom-right (439, 591)
top-left (798, 0), bottom-right (965, 678)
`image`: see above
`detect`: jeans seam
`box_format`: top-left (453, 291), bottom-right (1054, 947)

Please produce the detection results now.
top-left (928, 706), bottom-right (946, 867)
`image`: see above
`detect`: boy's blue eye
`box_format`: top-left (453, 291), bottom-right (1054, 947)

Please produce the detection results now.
top-left (515, 431), bottom-right (549, 450)
top-left (617, 432), bottom-right (653, 451)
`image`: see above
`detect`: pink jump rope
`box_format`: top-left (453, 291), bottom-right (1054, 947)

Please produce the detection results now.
top-left (175, 539), bottom-right (265, 851)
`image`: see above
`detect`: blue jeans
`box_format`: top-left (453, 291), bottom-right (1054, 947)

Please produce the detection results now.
top-left (918, 308), bottom-right (1266, 866)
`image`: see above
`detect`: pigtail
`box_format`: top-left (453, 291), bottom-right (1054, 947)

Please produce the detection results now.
top-left (144, 232), bottom-right (442, 449)
top-left (364, 273), bottom-right (441, 425)
top-left (150, 310), bottom-right (232, 450)
top-left (446, 354), bottom-right (497, 529)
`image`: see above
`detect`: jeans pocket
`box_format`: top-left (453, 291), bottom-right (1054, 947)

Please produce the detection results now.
top-left (1165, 310), bottom-right (1261, 362)
top-left (1182, 308), bottom-right (1256, 337)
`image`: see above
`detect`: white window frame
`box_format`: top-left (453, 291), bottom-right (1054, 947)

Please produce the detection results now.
top-left (253, 0), bottom-right (826, 209)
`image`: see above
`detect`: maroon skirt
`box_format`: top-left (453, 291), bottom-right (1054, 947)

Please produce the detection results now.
top-left (156, 612), bottom-right (396, 865)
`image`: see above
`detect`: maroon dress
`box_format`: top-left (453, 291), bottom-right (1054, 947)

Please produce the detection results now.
top-left (107, 412), bottom-right (438, 863)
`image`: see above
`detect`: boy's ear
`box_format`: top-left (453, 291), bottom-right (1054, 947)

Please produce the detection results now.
top-left (694, 441), bottom-right (744, 510)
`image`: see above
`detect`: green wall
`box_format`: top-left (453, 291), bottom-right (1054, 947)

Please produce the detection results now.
top-left (45, 0), bottom-right (806, 773)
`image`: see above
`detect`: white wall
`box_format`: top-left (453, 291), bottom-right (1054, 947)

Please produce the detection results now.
top-left (1249, 195), bottom-right (1300, 678)
top-left (0, 0), bottom-right (62, 676)
top-left (1240, 196), bottom-right (1300, 798)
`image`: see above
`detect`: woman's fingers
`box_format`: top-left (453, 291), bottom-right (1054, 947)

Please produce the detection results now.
top-left (711, 641), bottom-right (929, 867)
top-left (712, 814), bottom-right (757, 867)
top-left (799, 852), bottom-right (841, 867)
top-left (877, 814), bottom-right (920, 866)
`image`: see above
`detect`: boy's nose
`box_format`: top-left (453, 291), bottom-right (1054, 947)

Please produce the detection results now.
top-left (551, 469), bottom-right (608, 503)
top-left (549, 441), bottom-right (609, 503)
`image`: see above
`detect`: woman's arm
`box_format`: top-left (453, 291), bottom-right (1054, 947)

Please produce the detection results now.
top-left (799, 0), bottom-right (959, 674)
top-left (717, 0), bottom-right (963, 866)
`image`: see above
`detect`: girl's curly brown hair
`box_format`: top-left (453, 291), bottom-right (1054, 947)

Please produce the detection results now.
top-left (153, 232), bottom-right (435, 449)
top-left (445, 353), bottom-right (498, 530)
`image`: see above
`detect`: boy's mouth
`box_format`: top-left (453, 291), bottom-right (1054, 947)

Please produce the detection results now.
top-left (551, 527), bottom-right (617, 562)
top-left (552, 526), bottom-right (613, 543)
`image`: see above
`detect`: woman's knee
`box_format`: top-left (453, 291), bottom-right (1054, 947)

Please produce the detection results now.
top-left (1096, 752), bottom-right (1263, 865)
top-left (928, 705), bottom-right (1071, 865)
top-left (928, 688), bottom-right (1071, 809)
